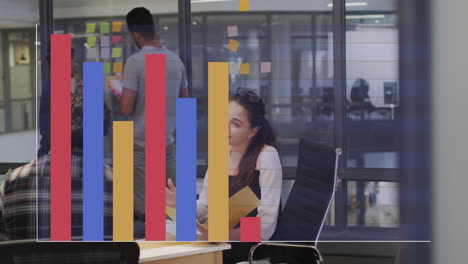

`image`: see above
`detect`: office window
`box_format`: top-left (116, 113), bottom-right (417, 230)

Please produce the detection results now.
top-left (0, 29), bottom-right (36, 163)
top-left (13, 0), bottom-right (408, 240)
top-left (189, 5), bottom-right (338, 227)
top-left (158, 15), bottom-right (180, 55)
top-left (341, 0), bottom-right (400, 230)
top-left (345, 1), bottom-right (399, 169)
top-left (186, 4), bottom-right (401, 234)
top-left (347, 181), bottom-right (399, 228)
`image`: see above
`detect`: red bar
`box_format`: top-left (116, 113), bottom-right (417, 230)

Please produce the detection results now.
top-left (240, 217), bottom-right (261, 242)
top-left (50, 34), bottom-right (71, 241)
top-left (145, 54), bottom-right (166, 240)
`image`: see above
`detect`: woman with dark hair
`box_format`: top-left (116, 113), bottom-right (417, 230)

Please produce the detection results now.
top-left (167, 88), bottom-right (283, 241)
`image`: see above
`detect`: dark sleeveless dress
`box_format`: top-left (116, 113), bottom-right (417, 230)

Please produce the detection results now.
top-left (229, 170), bottom-right (261, 229)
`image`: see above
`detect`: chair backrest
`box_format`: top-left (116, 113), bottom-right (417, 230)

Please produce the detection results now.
top-left (272, 138), bottom-right (336, 241)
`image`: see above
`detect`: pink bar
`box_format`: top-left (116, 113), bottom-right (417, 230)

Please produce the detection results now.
top-left (50, 34), bottom-right (71, 241)
top-left (145, 54), bottom-right (166, 240)
top-left (240, 217), bottom-right (261, 242)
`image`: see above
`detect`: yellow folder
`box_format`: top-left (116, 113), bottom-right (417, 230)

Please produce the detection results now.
top-left (182, 186), bottom-right (259, 230)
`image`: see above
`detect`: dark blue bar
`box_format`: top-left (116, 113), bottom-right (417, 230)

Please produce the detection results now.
top-left (83, 62), bottom-right (104, 241)
top-left (176, 98), bottom-right (197, 241)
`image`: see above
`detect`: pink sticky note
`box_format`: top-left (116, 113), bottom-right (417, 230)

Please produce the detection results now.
top-left (112, 35), bottom-right (122, 44)
top-left (261, 62), bottom-right (272, 73)
top-left (100, 36), bottom-right (110, 47)
top-left (227, 25), bottom-right (238, 37)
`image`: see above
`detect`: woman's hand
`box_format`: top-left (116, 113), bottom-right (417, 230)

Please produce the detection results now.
top-left (197, 223), bottom-right (208, 240)
top-left (166, 178), bottom-right (176, 208)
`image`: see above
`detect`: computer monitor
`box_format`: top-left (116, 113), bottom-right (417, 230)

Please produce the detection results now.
top-left (384, 82), bottom-right (399, 105)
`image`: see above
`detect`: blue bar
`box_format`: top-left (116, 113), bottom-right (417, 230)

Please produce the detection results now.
top-left (176, 98), bottom-right (197, 241)
top-left (83, 62), bottom-right (104, 241)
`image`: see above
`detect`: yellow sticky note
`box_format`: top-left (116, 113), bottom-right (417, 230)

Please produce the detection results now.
top-left (111, 48), bottom-right (122, 58)
top-left (113, 62), bottom-right (123, 73)
top-left (87, 36), bottom-right (97, 47)
top-left (227, 39), bottom-right (240, 52)
top-left (112, 21), bottom-right (123, 32)
top-left (240, 63), bottom-right (250, 74)
top-left (86, 23), bottom-right (96, 33)
top-left (239, 0), bottom-right (249, 11)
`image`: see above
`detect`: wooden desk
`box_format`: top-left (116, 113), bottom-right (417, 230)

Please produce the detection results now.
top-left (138, 242), bottom-right (231, 264)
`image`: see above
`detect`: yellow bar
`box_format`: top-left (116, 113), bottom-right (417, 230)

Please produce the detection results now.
top-left (113, 121), bottom-right (134, 241)
top-left (208, 62), bottom-right (229, 241)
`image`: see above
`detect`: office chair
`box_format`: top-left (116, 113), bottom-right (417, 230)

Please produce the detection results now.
top-left (248, 138), bottom-right (342, 264)
top-left (0, 239), bottom-right (140, 264)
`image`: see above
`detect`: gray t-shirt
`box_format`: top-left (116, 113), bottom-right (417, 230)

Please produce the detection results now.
top-left (123, 45), bottom-right (188, 147)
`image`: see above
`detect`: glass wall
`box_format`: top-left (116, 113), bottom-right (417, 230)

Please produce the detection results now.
top-left (52, 0), bottom-right (179, 162)
top-left (190, 2), bottom-right (337, 221)
top-left (0, 0), bottom-right (405, 239)
top-left (0, 1), bottom-right (38, 165)
top-left (190, 1), bottom-right (400, 232)
top-left (343, 0), bottom-right (399, 229)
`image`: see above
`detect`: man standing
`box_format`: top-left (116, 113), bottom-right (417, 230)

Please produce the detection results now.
top-left (121, 7), bottom-right (189, 237)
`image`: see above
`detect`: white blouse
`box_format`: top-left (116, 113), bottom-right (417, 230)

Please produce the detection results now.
top-left (197, 145), bottom-right (283, 240)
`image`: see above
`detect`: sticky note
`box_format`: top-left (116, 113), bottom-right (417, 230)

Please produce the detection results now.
top-left (112, 21), bottom-right (123, 32)
top-left (86, 23), bottom-right (96, 33)
top-left (240, 63), bottom-right (250, 74)
top-left (87, 36), bottom-right (97, 47)
top-left (86, 47), bottom-right (98, 60)
top-left (227, 39), bottom-right (240, 52)
top-left (261, 62), bottom-right (272, 73)
top-left (104, 62), bottom-right (111, 74)
top-left (229, 62), bottom-right (240, 74)
top-left (100, 22), bottom-right (110, 34)
top-left (101, 47), bottom-right (110, 59)
top-left (239, 0), bottom-right (249, 11)
top-left (100, 36), bottom-right (110, 47)
top-left (112, 48), bottom-right (122, 58)
top-left (111, 35), bottom-right (122, 44)
top-left (6, 169), bottom-right (11, 175)
top-left (227, 25), bottom-right (238, 37)
top-left (113, 62), bottom-right (123, 73)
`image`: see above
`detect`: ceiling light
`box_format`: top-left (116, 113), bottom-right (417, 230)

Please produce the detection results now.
top-left (328, 2), bottom-right (368, 8)
top-left (345, 15), bottom-right (385, 19)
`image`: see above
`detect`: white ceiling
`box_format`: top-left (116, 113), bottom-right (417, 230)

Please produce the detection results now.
top-left (0, 0), bottom-right (38, 28)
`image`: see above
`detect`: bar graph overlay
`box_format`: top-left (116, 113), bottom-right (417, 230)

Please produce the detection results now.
top-left (176, 98), bottom-right (197, 241)
top-left (50, 34), bottom-right (72, 241)
top-left (83, 62), bottom-right (104, 241)
top-left (208, 62), bottom-right (229, 241)
top-left (113, 121), bottom-right (134, 241)
top-left (47, 35), bottom-right (245, 242)
top-left (145, 54), bottom-right (167, 240)
top-left (240, 217), bottom-right (261, 242)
